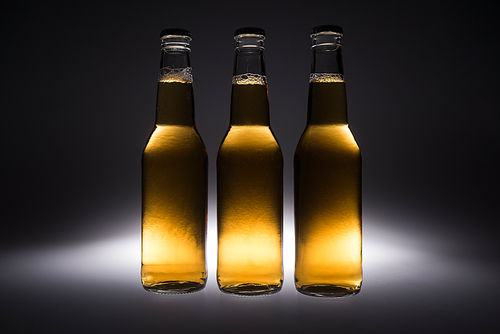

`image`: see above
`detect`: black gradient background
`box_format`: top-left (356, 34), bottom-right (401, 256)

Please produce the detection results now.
top-left (2, 1), bottom-right (499, 333)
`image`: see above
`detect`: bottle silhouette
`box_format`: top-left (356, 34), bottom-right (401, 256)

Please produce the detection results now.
top-left (217, 27), bottom-right (283, 296)
top-left (141, 29), bottom-right (208, 294)
top-left (294, 25), bottom-right (362, 297)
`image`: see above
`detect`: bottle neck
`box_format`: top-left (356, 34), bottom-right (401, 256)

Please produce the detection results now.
top-left (233, 35), bottom-right (266, 76)
top-left (160, 35), bottom-right (192, 71)
top-left (310, 32), bottom-right (344, 76)
top-left (155, 35), bottom-right (194, 126)
top-left (230, 34), bottom-right (269, 126)
top-left (308, 32), bottom-right (348, 125)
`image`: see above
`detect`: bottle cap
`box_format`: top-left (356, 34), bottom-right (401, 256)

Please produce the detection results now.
top-left (310, 25), bottom-right (343, 36)
top-left (160, 28), bottom-right (192, 39)
top-left (234, 27), bottom-right (266, 38)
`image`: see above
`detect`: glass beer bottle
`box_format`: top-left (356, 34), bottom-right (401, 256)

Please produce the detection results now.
top-left (141, 29), bottom-right (208, 294)
top-left (294, 25), bottom-right (362, 297)
top-left (217, 27), bottom-right (283, 295)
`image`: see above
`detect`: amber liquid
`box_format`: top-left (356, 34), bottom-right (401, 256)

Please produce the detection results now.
top-left (294, 80), bottom-right (362, 297)
top-left (141, 81), bottom-right (208, 294)
top-left (217, 82), bottom-right (283, 295)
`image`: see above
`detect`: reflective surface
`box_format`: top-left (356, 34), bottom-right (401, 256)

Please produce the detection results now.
top-left (1, 204), bottom-right (499, 332)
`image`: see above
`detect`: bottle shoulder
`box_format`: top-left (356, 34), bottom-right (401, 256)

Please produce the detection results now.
top-left (219, 125), bottom-right (281, 151)
top-left (143, 125), bottom-right (207, 154)
top-left (217, 126), bottom-right (283, 162)
top-left (295, 124), bottom-right (360, 156)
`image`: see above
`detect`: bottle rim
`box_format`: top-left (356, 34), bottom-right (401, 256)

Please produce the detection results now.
top-left (160, 28), bottom-right (192, 40)
top-left (234, 27), bottom-right (266, 39)
top-left (310, 25), bottom-right (343, 37)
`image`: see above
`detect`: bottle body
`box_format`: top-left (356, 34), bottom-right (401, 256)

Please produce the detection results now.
top-left (294, 26), bottom-right (362, 297)
top-left (141, 30), bottom-right (207, 294)
top-left (217, 29), bottom-right (283, 295)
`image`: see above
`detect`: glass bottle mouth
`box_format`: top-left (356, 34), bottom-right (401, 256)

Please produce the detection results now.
top-left (310, 25), bottom-right (343, 37)
top-left (161, 35), bottom-right (191, 52)
top-left (311, 33), bottom-right (342, 50)
top-left (234, 35), bottom-right (265, 51)
top-left (234, 33), bottom-right (266, 40)
top-left (310, 25), bottom-right (343, 50)
top-left (234, 27), bottom-right (265, 51)
top-left (160, 28), bottom-right (191, 39)
top-left (234, 27), bottom-right (266, 39)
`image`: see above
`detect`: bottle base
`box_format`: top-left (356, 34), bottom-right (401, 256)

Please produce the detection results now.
top-left (142, 280), bottom-right (206, 295)
top-left (296, 284), bottom-right (360, 298)
top-left (219, 283), bottom-right (282, 296)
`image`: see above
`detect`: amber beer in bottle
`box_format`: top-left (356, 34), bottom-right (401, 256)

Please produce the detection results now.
top-left (141, 29), bottom-right (208, 294)
top-left (217, 27), bottom-right (283, 295)
top-left (294, 25), bottom-right (362, 297)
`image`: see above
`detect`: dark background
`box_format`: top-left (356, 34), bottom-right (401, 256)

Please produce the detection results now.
top-left (1, 0), bottom-right (499, 333)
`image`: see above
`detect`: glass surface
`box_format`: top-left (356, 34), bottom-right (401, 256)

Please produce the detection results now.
top-left (141, 33), bottom-right (207, 294)
top-left (294, 32), bottom-right (362, 297)
top-left (217, 31), bottom-right (283, 295)
top-left (217, 81), bottom-right (283, 296)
